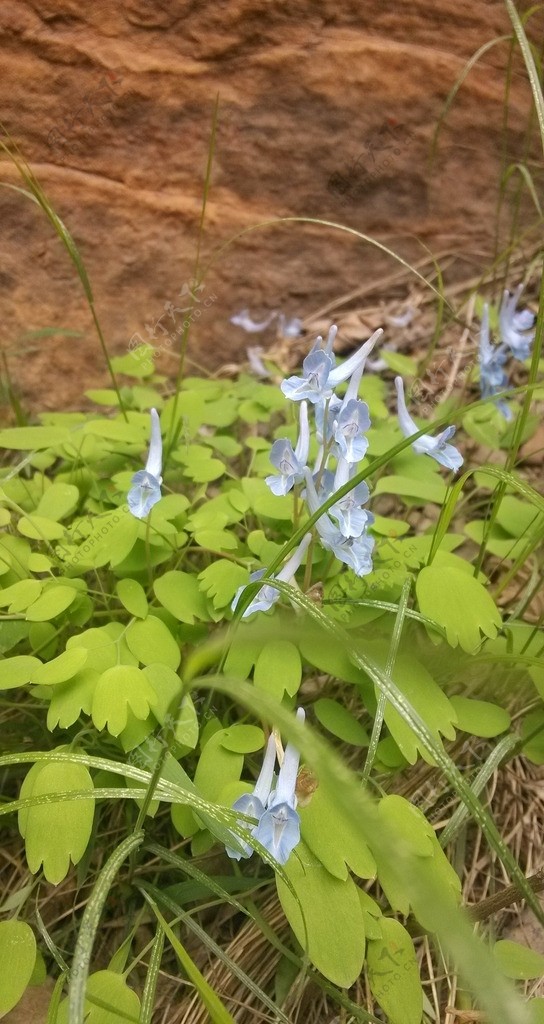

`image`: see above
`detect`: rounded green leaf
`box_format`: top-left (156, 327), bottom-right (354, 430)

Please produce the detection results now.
top-left (32, 647), bottom-right (88, 686)
top-left (0, 578), bottom-right (42, 612)
top-left (26, 584), bottom-right (78, 622)
top-left (220, 724), bottom-right (264, 754)
top-left (0, 919), bottom-right (37, 1015)
top-left (0, 655), bottom-right (41, 690)
top-left (194, 731), bottom-right (244, 802)
top-left (28, 553), bottom-right (54, 572)
top-left (126, 615), bottom-right (180, 670)
top-left (276, 839), bottom-right (366, 987)
top-left (254, 641), bottom-right (301, 699)
top-left (494, 940), bottom-right (544, 980)
top-left (36, 482), bottom-right (79, 521)
top-left (18, 761), bottom-right (94, 884)
top-left (116, 578), bottom-right (148, 619)
top-left (57, 969), bottom-right (141, 1024)
top-left (92, 665), bottom-right (158, 736)
top-left (18, 514), bottom-right (66, 540)
top-left (154, 570), bottom-right (209, 624)
top-left (0, 426), bottom-right (69, 449)
top-left (314, 698), bottom-right (369, 746)
top-left (367, 917), bottom-right (423, 1024)
top-left (450, 696), bottom-right (511, 738)
top-left (300, 782), bottom-right (376, 880)
top-left (416, 564), bottom-right (502, 653)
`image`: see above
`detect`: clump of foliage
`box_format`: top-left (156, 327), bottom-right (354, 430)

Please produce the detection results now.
top-left (2, 4), bottom-right (544, 1020)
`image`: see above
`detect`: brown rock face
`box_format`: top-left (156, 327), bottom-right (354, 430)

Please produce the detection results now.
top-left (0, 0), bottom-right (540, 413)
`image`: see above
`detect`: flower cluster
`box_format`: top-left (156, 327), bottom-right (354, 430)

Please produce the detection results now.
top-left (226, 708), bottom-right (305, 866)
top-left (479, 285), bottom-right (535, 420)
top-left (267, 325), bottom-right (383, 580)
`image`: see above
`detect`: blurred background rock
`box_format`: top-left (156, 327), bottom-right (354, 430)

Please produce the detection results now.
top-left (0, 0), bottom-right (541, 409)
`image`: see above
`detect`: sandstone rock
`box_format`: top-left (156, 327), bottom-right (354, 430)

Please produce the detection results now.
top-left (0, 0), bottom-right (540, 412)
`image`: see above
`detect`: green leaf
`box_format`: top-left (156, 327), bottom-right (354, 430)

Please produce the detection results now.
top-left (18, 513), bottom-right (66, 540)
top-left (416, 564), bottom-right (502, 652)
top-left (521, 710), bottom-right (544, 764)
top-left (375, 796), bottom-right (461, 929)
top-left (143, 664), bottom-right (199, 748)
top-left (194, 730), bottom-right (244, 804)
top-left (276, 839), bottom-right (366, 987)
top-left (380, 650), bottom-right (457, 765)
top-left (92, 665), bottom-right (158, 736)
top-left (65, 625), bottom-right (123, 673)
top-left (0, 919), bottom-right (36, 1016)
top-left (528, 998), bottom-right (544, 1023)
top-left (32, 647), bottom-right (88, 686)
top-left (192, 529), bottom-right (239, 551)
top-left (36, 483), bottom-right (80, 521)
top-left (381, 350), bottom-right (419, 376)
top-left (254, 641), bottom-right (301, 699)
top-left (116, 578), bottom-right (148, 619)
top-left (25, 584), bottom-right (78, 622)
top-left (0, 621), bottom-right (29, 653)
top-left (220, 725), bottom-right (264, 754)
top-left (47, 669), bottom-right (99, 730)
top-left (0, 426), bottom-right (70, 449)
top-left (18, 760), bottom-right (94, 884)
top-left (300, 782), bottom-right (376, 880)
top-left (84, 511), bottom-right (139, 569)
top-left (495, 495), bottom-right (544, 538)
top-left (241, 478), bottom-right (294, 520)
top-left (85, 388), bottom-right (121, 406)
top-left (494, 940), bottom-right (544, 980)
top-left (57, 969), bottom-right (141, 1024)
top-left (176, 444), bottom-right (225, 482)
top-left (154, 571), bottom-right (209, 624)
top-left (367, 917), bottom-right (423, 1024)
top-left (0, 579), bottom-right (42, 612)
top-left (0, 655), bottom-right (41, 690)
top-left (314, 698), bottom-right (369, 746)
top-left (374, 474), bottom-right (447, 505)
top-left (125, 616), bottom-right (180, 670)
top-left (450, 696), bottom-right (511, 738)
top-left (198, 561), bottom-right (248, 610)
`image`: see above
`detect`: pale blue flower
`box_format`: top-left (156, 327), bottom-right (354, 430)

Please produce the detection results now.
top-left (266, 402), bottom-right (310, 495)
top-left (281, 346), bottom-right (336, 403)
top-left (394, 376), bottom-right (464, 473)
top-left (281, 327), bottom-right (382, 405)
top-left (247, 346), bottom-right (270, 378)
top-left (231, 534), bottom-right (312, 618)
top-left (230, 309), bottom-right (277, 332)
top-left (499, 285), bottom-right (535, 360)
top-left (226, 733), bottom-right (277, 861)
top-left (127, 408), bottom-right (163, 518)
top-left (277, 314), bottom-right (303, 338)
top-left (304, 470), bottom-right (374, 576)
top-left (252, 708), bottom-right (305, 865)
top-left (333, 399), bottom-right (371, 462)
top-left (329, 459), bottom-right (372, 538)
top-left (479, 304), bottom-right (512, 421)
